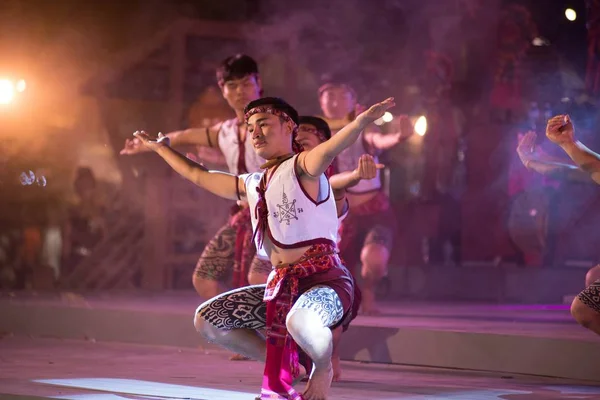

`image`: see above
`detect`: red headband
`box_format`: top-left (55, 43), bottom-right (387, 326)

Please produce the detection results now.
top-left (245, 106), bottom-right (298, 129)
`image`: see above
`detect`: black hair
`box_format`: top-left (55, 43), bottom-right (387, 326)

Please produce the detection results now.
top-left (298, 116), bottom-right (331, 141)
top-left (216, 54), bottom-right (259, 85)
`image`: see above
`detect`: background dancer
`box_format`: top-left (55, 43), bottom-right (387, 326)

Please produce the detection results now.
top-left (517, 115), bottom-right (600, 336)
top-left (318, 80), bottom-right (412, 314)
top-left (120, 54), bottom-right (272, 300)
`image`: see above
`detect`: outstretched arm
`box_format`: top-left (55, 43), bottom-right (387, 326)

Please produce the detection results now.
top-left (120, 122), bottom-right (222, 155)
top-left (546, 115), bottom-right (600, 184)
top-left (517, 130), bottom-right (593, 183)
top-left (134, 131), bottom-right (245, 201)
top-left (299, 98), bottom-right (395, 178)
top-left (526, 160), bottom-right (592, 182)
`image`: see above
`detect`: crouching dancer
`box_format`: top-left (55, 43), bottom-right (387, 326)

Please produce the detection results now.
top-left (134, 96), bottom-right (395, 399)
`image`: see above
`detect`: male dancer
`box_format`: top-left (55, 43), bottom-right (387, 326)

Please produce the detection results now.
top-left (120, 54), bottom-right (272, 299)
top-left (517, 115), bottom-right (600, 336)
top-left (133, 96), bottom-right (395, 399)
top-left (318, 80), bottom-right (411, 314)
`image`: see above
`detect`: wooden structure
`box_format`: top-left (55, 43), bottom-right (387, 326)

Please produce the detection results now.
top-left (68, 18), bottom-right (299, 290)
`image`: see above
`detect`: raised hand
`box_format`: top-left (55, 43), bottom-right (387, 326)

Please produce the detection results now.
top-left (390, 114), bottom-right (414, 140)
top-left (120, 136), bottom-right (147, 155)
top-left (516, 131), bottom-right (539, 167)
top-left (132, 131), bottom-right (171, 152)
top-left (356, 97), bottom-right (395, 124)
top-left (546, 115), bottom-right (575, 146)
top-left (354, 154), bottom-right (384, 180)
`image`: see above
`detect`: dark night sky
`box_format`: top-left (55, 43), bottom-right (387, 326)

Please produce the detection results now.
top-left (510, 0), bottom-right (588, 75)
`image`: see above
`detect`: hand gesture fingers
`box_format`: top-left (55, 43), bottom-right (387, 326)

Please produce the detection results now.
top-left (361, 97), bottom-right (396, 121)
top-left (357, 154), bottom-right (384, 179)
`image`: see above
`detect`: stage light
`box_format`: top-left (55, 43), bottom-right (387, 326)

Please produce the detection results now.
top-left (565, 8), bottom-right (577, 21)
top-left (414, 115), bottom-right (427, 136)
top-left (382, 112), bottom-right (393, 123)
top-left (0, 79), bottom-right (15, 104)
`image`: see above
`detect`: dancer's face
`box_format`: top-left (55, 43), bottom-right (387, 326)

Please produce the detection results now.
top-left (221, 74), bottom-right (262, 112)
top-left (296, 123), bottom-right (324, 151)
top-left (248, 113), bottom-right (294, 159)
top-left (319, 86), bottom-right (355, 120)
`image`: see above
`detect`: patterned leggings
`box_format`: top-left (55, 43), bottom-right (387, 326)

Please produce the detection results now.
top-left (197, 284), bottom-right (345, 331)
top-left (193, 222), bottom-right (271, 284)
top-left (290, 285), bottom-right (345, 328)
top-left (577, 279), bottom-right (600, 314)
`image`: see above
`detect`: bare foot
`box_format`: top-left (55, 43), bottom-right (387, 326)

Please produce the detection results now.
top-left (229, 353), bottom-right (251, 361)
top-left (303, 363), bottom-right (333, 400)
top-left (332, 356), bottom-right (342, 382)
top-left (359, 287), bottom-right (381, 315)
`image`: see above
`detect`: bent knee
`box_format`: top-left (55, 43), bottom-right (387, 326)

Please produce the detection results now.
top-left (571, 297), bottom-right (599, 327)
top-left (193, 312), bottom-right (221, 341)
top-left (192, 275), bottom-right (219, 298)
top-left (360, 243), bottom-right (390, 275)
top-left (285, 308), bottom-right (318, 337)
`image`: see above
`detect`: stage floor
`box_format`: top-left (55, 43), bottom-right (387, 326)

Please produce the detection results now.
top-left (1, 290), bottom-right (599, 384)
top-left (1, 337), bottom-right (599, 400)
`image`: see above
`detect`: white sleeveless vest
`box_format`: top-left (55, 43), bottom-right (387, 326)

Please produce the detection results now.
top-left (217, 118), bottom-right (265, 174)
top-left (335, 132), bottom-right (382, 194)
top-left (243, 155), bottom-right (339, 257)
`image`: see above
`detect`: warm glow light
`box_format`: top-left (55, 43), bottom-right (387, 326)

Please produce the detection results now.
top-left (415, 115), bottom-right (427, 136)
top-left (382, 112), bottom-right (393, 123)
top-left (0, 79), bottom-right (15, 104)
top-left (565, 8), bottom-right (577, 21)
top-left (16, 79), bottom-right (26, 92)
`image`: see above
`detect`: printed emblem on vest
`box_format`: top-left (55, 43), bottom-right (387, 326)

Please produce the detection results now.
top-left (273, 189), bottom-right (304, 225)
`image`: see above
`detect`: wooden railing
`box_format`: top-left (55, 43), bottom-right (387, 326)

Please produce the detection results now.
top-left (61, 194), bottom-right (145, 290)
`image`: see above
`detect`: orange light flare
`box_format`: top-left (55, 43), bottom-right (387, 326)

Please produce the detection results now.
top-left (0, 78), bottom-right (27, 107)
top-left (0, 79), bottom-right (15, 105)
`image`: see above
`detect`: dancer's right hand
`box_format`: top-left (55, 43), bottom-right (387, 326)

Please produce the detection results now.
top-left (356, 97), bottom-right (395, 125)
top-left (353, 154), bottom-right (384, 180)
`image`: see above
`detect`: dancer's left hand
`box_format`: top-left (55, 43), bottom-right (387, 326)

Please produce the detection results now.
top-left (133, 131), bottom-right (171, 151)
top-left (516, 131), bottom-right (539, 167)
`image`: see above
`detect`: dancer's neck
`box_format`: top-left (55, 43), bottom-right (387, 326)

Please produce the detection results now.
top-left (260, 152), bottom-right (294, 170)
